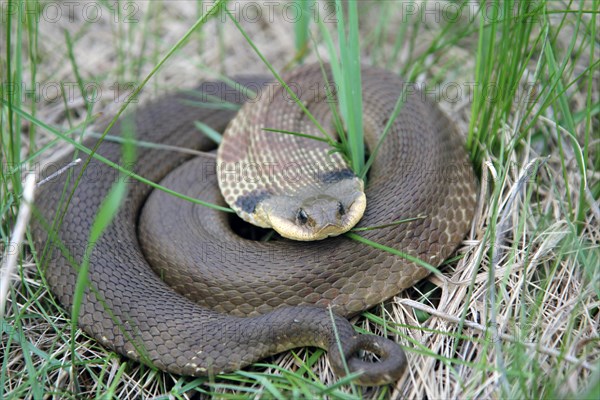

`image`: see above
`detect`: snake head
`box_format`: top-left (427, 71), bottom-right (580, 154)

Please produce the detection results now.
top-left (257, 177), bottom-right (366, 241)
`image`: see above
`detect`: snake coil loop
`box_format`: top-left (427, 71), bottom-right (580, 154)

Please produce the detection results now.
top-left (329, 334), bottom-right (407, 386)
top-left (33, 64), bottom-right (476, 386)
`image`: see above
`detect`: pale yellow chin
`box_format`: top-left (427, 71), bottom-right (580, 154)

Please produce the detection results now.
top-left (268, 194), bottom-right (367, 241)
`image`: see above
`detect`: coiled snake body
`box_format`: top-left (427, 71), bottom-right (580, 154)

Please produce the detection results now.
top-left (33, 64), bottom-right (476, 385)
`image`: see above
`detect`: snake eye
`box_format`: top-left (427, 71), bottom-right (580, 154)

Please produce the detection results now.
top-left (337, 201), bottom-right (346, 216)
top-left (296, 208), bottom-right (309, 225)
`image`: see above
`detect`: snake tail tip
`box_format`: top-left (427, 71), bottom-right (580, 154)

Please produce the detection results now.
top-left (329, 334), bottom-right (407, 386)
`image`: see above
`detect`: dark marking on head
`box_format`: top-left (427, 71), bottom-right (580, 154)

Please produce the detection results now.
top-left (319, 169), bottom-right (357, 184)
top-left (235, 190), bottom-right (271, 214)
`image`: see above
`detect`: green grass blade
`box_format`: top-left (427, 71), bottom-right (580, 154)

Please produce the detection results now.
top-left (3, 102), bottom-right (232, 212)
top-left (262, 128), bottom-right (331, 143)
top-left (70, 116), bottom-right (135, 370)
top-left (294, 0), bottom-right (313, 62)
top-left (315, 19), bottom-right (348, 150)
top-left (359, 69), bottom-right (415, 180)
top-left (345, 232), bottom-right (442, 277)
top-left (225, 7), bottom-right (334, 145)
top-left (343, 0), bottom-right (365, 174)
top-left (91, 0), bottom-right (226, 166)
top-left (194, 121), bottom-right (223, 144)
top-left (351, 215), bottom-right (427, 232)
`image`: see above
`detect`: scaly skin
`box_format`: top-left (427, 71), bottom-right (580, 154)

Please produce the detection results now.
top-left (32, 65), bottom-right (476, 385)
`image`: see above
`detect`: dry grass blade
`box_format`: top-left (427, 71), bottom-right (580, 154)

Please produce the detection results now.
top-left (1, 174), bottom-right (36, 318)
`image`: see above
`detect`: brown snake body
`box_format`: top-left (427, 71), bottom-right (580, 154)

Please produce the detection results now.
top-left (32, 65), bottom-right (476, 385)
